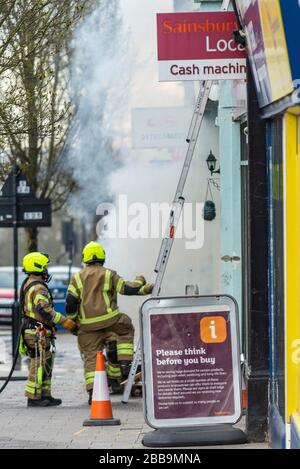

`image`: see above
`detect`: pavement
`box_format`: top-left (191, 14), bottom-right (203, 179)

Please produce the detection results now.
top-left (0, 333), bottom-right (269, 449)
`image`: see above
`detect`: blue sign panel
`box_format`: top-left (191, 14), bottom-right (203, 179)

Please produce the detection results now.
top-left (280, 0), bottom-right (300, 85)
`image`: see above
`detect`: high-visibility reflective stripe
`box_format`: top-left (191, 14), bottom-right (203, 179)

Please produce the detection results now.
top-left (102, 270), bottom-right (113, 314)
top-left (116, 278), bottom-right (125, 293)
top-left (25, 386), bottom-right (41, 393)
top-left (135, 279), bottom-right (144, 286)
top-left (117, 343), bottom-right (133, 349)
top-left (107, 373), bottom-right (121, 379)
top-left (107, 370), bottom-right (121, 377)
top-left (24, 329), bottom-right (52, 337)
top-left (27, 286), bottom-right (36, 318)
top-left (85, 372), bottom-right (95, 385)
top-left (117, 344), bottom-right (134, 354)
top-left (85, 378), bottom-right (95, 385)
top-left (26, 388), bottom-right (40, 393)
top-left (67, 313), bottom-right (78, 320)
top-left (107, 370), bottom-right (121, 378)
top-left (103, 291), bottom-right (112, 313)
top-left (118, 350), bottom-right (134, 357)
top-left (67, 284), bottom-right (79, 298)
top-left (80, 304), bottom-right (85, 319)
top-left (74, 272), bottom-right (85, 319)
top-left (85, 376), bottom-right (94, 381)
top-left (24, 329), bottom-right (37, 335)
top-left (75, 269), bottom-right (118, 323)
top-left (138, 285), bottom-right (147, 295)
top-left (26, 380), bottom-right (41, 394)
top-left (107, 365), bottom-right (121, 378)
top-left (85, 375), bottom-right (94, 380)
top-left (104, 269), bottom-right (111, 291)
top-left (33, 294), bottom-right (49, 305)
top-left (107, 364), bottom-right (121, 371)
top-left (53, 312), bottom-right (62, 323)
top-left (26, 380), bottom-right (39, 388)
top-left (79, 309), bottom-right (119, 325)
top-left (26, 385), bottom-right (38, 391)
top-left (74, 272), bottom-right (83, 290)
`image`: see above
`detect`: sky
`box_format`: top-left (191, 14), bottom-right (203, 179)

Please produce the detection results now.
top-left (119, 0), bottom-right (185, 110)
top-left (65, 0), bottom-right (221, 328)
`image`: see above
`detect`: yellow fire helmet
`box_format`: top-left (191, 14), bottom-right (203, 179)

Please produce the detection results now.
top-left (22, 252), bottom-right (50, 274)
top-left (82, 241), bottom-right (106, 264)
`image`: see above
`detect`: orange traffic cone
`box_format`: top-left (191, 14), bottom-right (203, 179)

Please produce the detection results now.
top-left (83, 352), bottom-right (121, 426)
top-left (242, 371), bottom-right (247, 412)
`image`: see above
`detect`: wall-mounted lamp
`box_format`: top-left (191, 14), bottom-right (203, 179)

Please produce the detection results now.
top-left (206, 150), bottom-right (220, 176)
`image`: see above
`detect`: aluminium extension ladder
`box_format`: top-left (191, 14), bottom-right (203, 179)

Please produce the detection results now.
top-left (121, 0), bottom-right (231, 405)
top-left (121, 81), bottom-right (213, 403)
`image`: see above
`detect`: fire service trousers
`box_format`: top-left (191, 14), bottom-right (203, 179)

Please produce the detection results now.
top-left (77, 313), bottom-right (134, 392)
top-left (24, 332), bottom-right (55, 400)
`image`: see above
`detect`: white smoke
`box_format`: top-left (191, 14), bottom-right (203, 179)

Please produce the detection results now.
top-left (67, 0), bottom-right (221, 331)
top-left (66, 0), bottom-right (135, 220)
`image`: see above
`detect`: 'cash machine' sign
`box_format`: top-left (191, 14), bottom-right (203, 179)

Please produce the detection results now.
top-left (157, 12), bottom-right (246, 81)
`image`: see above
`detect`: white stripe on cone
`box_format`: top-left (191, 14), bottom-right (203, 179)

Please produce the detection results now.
top-left (92, 370), bottom-right (110, 401)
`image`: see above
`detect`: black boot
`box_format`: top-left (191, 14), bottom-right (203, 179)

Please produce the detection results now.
top-left (27, 398), bottom-right (50, 407)
top-left (88, 390), bottom-right (93, 405)
top-left (45, 396), bottom-right (62, 406)
top-left (108, 378), bottom-right (123, 395)
top-left (120, 362), bottom-right (131, 381)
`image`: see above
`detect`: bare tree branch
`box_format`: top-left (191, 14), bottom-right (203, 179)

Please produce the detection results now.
top-left (0, 0), bottom-right (97, 250)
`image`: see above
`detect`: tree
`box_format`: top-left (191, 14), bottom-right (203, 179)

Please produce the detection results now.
top-left (0, 0), bottom-right (96, 251)
top-left (65, 0), bottom-right (132, 230)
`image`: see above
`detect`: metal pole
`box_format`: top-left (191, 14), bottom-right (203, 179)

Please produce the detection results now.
top-left (68, 219), bottom-right (74, 285)
top-left (12, 164), bottom-right (20, 368)
top-left (245, 60), bottom-right (269, 442)
top-left (68, 251), bottom-right (72, 286)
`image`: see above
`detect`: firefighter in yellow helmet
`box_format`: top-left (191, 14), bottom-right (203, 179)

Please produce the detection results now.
top-left (66, 241), bottom-right (153, 403)
top-left (20, 252), bottom-right (76, 407)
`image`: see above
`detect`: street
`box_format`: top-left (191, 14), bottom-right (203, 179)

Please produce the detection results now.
top-left (0, 333), bottom-right (267, 449)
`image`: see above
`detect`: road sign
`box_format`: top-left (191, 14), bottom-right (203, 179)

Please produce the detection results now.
top-left (0, 165), bottom-right (53, 363)
top-left (0, 169), bottom-right (34, 197)
top-left (0, 197), bottom-right (51, 227)
top-left (0, 167), bottom-right (52, 227)
top-left (140, 295), bottom-right (242, 429)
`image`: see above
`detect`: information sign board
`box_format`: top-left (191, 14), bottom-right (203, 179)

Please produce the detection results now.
top-left (141, 295), bottom-right (242, 428)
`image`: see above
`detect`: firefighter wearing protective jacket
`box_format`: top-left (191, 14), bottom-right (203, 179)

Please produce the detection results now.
top-left (65, 241), bottom-right (153, 403)
top-left (20, 252), bottom-right (76, 407)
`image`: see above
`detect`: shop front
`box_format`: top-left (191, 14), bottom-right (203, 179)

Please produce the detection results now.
top-left (235, 0), bottom-right (300, 449)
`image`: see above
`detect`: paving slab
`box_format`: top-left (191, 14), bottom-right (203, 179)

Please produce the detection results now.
top-left (0, 333), bottom-right (269, 449)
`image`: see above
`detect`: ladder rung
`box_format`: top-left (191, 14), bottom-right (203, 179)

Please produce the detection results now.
top-left (123, 5), bottom-right (229, 405)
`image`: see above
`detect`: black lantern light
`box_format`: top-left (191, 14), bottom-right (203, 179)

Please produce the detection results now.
top-left (203, 200), bottom-right (216, 221)
top-left (206, 150), bottom-right (220, 176)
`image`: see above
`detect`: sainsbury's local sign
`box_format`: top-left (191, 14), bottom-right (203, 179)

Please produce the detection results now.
top-left (157, 12), bottom-right (246, 81)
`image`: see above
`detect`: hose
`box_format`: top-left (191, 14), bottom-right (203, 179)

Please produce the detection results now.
top-left (0, 279), bottom-right (29, 394)
top-left (0, 327), bottom-right (23, 394)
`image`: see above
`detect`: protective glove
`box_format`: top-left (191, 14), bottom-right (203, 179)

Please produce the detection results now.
top-left (61, 318), bottom-right (76, 332)
top-left (139, 283), bottom-right (154, 295)
top-left (135, 275), bottom-right (146, 286)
